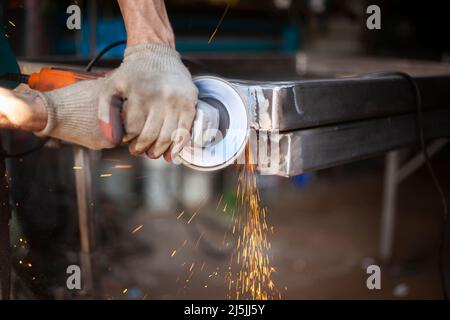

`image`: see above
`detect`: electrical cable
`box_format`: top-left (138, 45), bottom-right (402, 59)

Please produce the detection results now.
top-left (85, 40), bottom-right (126, 72)
top-left (364, 71), bottom-right (449, 300)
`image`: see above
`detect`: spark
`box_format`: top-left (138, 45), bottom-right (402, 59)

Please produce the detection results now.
top-left (194, 232), bottom-right (205, 249)
top-left (187, 212), bottom-right (198, 224)
top-left (171, 250), bottom-right (177, 257)
top-left (73, 166), bottom-right (82, 170)
top-left (8, 21), bottom-right (16, 27)
top-left (208, 2), bottom-right (231, 44)
top-left (122, 289), bottom-right (128, 294)
top-left (100, 174), bottom-right (112, 178)
top-left (113, 165), bottom-right (133, 169)
top-left (177, 211), bottom-right (185, 220)
top-left (216, 195), bottom-right (223, 210)
top-left (131, 225), bottom-right (144, 234)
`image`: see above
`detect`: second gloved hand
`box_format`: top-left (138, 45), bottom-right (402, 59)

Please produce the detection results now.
top-left (98, 43), bottom-right (198, 160)
top-left (34, 79), bottom-right (115, 150)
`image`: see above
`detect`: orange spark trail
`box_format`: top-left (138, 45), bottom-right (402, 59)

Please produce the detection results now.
top-left (208, 3), bottom-right (231, 44)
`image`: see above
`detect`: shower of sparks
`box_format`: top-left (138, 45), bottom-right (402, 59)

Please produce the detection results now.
top-left (208, 2), bottom-right (231, 44)
top-left (131, 225), bottom-right (144, 234)
top-left (228, 155), bottom-right (280, 300)
top-left (171, 159), bottom-right (279, 300)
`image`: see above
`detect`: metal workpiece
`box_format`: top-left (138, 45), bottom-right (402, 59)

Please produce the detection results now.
top-left (254, 109), bottom-right (450, 177)
top-left (230, 75), bottom-right (450, 132)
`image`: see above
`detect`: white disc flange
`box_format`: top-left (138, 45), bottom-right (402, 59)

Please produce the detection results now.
top-left (178, 76), bottom-right (249, 171)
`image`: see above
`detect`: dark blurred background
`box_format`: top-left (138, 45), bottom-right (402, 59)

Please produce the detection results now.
top-left (1, 0), bottom-right (450, 300)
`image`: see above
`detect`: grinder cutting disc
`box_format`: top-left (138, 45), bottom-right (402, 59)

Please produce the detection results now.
top-left (179, 76), bottom-right (249, 171)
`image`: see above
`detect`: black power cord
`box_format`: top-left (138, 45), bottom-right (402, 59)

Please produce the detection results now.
top-left (85, 40), bottom-right (126, 72)
top-left (364, 71), bottom-right (449, 300)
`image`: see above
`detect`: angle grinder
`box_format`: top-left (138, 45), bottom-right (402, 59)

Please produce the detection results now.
top-left (2, 69), bottom-right (249, 171)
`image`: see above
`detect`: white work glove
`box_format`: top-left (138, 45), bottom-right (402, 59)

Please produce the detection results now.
top-left (34, 79), bottom-right (115, 150)
top-left (98, 43), bottom-right (198, 160)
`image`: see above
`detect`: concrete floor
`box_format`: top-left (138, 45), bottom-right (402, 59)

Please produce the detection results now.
top-left (95, 148), bottom-right (450, 300)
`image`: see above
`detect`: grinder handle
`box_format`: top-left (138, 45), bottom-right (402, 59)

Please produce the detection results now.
top-left (99, 95), bottom-right (125, 146)
top-left (29, 67), bottom-right (124, 146)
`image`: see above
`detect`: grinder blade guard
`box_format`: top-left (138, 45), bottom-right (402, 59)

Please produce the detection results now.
top-left (179, 76), bottom-right (249, 171)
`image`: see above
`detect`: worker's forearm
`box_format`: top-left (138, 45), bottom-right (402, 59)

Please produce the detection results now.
top-left (0, 89), bottom-right (47, 132)
top-left (118, 0), bottom-right (175, 48)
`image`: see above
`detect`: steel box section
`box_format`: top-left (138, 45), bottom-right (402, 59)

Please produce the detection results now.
top-left (230, 75), bottom-right (450, 132)
top-left (255, 109), bottom-right (450, 177)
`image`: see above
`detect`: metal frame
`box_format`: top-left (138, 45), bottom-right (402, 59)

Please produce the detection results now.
top-left (228, 75), bottom-right (450, 176)
top-left (231, 75), bottom-right (450, 132)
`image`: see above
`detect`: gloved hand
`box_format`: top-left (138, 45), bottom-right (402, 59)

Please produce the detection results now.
top-left (97, 43), bottom-right (198, 160)
top-left (34, 79), bottom-right (115, 150)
